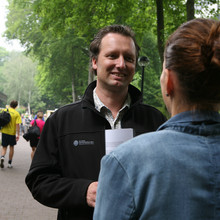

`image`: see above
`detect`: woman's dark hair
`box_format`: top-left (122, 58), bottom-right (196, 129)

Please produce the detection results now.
top-left (165, 18), bottom-right (220, 109)
top-left (10, 100), bottom-right (18, 108)
top-left (89, 24), bottom-right (140, 75)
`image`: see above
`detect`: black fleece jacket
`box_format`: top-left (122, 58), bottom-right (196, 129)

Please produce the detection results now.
top-left (25, 81), bottom-right (166, 220)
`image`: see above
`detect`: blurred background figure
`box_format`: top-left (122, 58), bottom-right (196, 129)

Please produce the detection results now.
top-left (1, 100), bottom-right (22, 169)
top-left (20, 114), bottom-right (25, 136)
top-left (29, 111), bottom-right (45, 159)
top-left (34, 111), bottom-right (45, 121)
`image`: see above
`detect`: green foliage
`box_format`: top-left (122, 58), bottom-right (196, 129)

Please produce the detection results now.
top-left (16, 107), bottom-right (26, 114)
top-left (33, 29), bottom-right (89, 104)
top-left (0, 47), bottom-right (9, 93)
top-left (5, 0), bottom-right (91, 105)
top-left (1, 51), bottom-right (42, 111)
top-left (30, 0), bottom-right (156, 43)
top-left (164, 0), bottom-right (186, 38)
top-left (0, 47), bottom-right (9, 66)
top-left (195, 0), bottom-right (219, 18)
top-left (3, 0), bottom-right (220, 114)
top-left (138, 31), bottom-right (164, 109)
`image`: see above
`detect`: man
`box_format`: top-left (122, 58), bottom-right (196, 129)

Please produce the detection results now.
top-left (0, 100), bottom-right (22, 168)
top-left (25, 25), bottom-right (166, 220)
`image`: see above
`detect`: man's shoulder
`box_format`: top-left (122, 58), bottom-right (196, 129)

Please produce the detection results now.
top-left (51, 100), bottom-right (86, 119)
top-left (57, 100), bottom-right (83, 113)
top-left (9, 108), bottom-right (20, 116)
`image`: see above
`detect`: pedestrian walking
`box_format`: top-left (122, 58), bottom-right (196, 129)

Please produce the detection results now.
top-left (0, 100), bottom-right (22, 168)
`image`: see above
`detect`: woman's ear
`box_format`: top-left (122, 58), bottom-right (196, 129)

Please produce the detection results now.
top-left (166, 69), bottom-right (174, 96)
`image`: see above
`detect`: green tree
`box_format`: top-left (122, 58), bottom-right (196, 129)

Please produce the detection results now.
top-left (156, 0), bottom-right (164, 64)
top-left (0, 47), bottom-right (9, 92)
top-left (5, 0), bottom-right (90, 103)
top-left (1, 52), bottom-right (38, 112)
top-left (4, 0), bottom-right (219, 111)
top-left (138, 31), bottom-right (164, 111)
top-left (187, 0), bottom-right (195, 20)
top-left (33, 30), bottom-right (89, 103)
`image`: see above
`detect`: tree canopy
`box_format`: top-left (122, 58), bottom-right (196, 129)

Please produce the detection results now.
top-left (2, 0), bottom-right (219, 115)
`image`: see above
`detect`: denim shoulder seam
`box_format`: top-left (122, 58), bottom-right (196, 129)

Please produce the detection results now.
top-left (111, 153), bottom-right (137, 219)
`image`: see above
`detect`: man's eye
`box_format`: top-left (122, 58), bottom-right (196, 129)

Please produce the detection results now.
top-left (125, 57), bottom-right (135, 63)
top-left (108, 54), bottom-right (117, 59)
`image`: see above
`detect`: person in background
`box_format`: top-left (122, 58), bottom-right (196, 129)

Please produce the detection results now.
top-left (25, 24), bottom-right (166, 220)
top-left (29, 111), bottom-right (45, 159)
top-left (94, 18), bottom-right (220, 220)
top-left (0, 100), bottom-right (22, 169)
top-left (24, 113), bottom-right (31, 132)
top-left (20, 114), bottom-right (25, 136)
top-left (34, 111), bottom-right (45, 121)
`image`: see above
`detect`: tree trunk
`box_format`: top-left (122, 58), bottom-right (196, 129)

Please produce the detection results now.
top-left (72, 79), bottom-right (76, 103)
top-left (88, 71), bottom-right (94, 85)
top-left (156, 0), bottom-right (164, 65)
top-left (186, 0), bottom-right (195, 21)
top-left (28, 102), bottom-right (31, 115)
top-left (18, 91), bottom-right (21, 108)
top-left (71, 47), bottom-right (76, 103)
top-left (28, 90), bottom-right (31, 115)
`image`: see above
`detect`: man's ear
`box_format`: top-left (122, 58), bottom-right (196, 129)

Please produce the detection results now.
top-left (92, 57), bottom-right (97, 70)
top-left (166, 69), bottom-right (174, 96)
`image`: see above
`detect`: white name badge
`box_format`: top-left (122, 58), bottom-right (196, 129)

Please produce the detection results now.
top-left (105, 128), bottom-right (134, 155)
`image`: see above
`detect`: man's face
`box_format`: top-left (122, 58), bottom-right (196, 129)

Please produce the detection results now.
top-left (92, 33), bottom-right (136, 93)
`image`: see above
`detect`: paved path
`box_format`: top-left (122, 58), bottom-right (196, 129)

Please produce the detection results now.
top-left (0, 136), bottom-right (57, 220)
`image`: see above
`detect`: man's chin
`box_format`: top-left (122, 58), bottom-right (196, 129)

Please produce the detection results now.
top-left (111, 80), bottom-right (125, 87)
top-left (108, 81), bottom-right (129, 92)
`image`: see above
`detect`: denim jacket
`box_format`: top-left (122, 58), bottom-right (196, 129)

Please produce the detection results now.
top-left (94, 111), bottom-right (220, 220)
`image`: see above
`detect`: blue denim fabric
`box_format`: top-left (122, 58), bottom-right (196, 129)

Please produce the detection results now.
top-left (94, 111), bottom-right (220, 220)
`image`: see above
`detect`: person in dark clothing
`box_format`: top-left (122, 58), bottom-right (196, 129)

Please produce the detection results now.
top-left (25, 24), bottom-right (166, 220)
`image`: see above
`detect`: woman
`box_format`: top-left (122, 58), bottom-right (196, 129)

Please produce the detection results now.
top-left (30, 111), bottom-right (45, 159)
top-left (93, 18), bottom-right (220, 220)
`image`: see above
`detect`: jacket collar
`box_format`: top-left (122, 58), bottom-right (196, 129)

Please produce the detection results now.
top-left (82, 80), bottom-right (143, 108)
top-left (158, 110), bottom-right (220, 136)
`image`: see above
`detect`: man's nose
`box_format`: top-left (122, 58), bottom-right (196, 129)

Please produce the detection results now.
top-left (116, 56), bottom-right (126, 69)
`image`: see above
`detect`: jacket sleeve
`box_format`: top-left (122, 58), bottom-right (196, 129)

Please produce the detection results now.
top-left (25, 115), bottom-right (94, 209)
top-left (93, 154), bottom-right (136, 220)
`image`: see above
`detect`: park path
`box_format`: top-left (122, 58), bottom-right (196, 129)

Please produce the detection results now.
top-left (0, 136), bottom-right (57, 220)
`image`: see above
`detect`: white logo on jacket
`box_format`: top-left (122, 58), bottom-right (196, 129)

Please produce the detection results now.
top-left (73, 140), bottom-right (95, 147)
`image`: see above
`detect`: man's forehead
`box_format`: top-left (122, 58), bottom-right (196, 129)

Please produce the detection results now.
top-left (100, 33), bottom-right (135, 50)
top-left (103, 32), bottom-right (133, 41)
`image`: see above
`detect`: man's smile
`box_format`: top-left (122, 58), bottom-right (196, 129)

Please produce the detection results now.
top-left (111, 72), bottom-right (127, 77)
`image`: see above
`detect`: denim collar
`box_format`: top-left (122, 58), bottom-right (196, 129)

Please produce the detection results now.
top-left (158, 110), bottom-right (220, 136)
